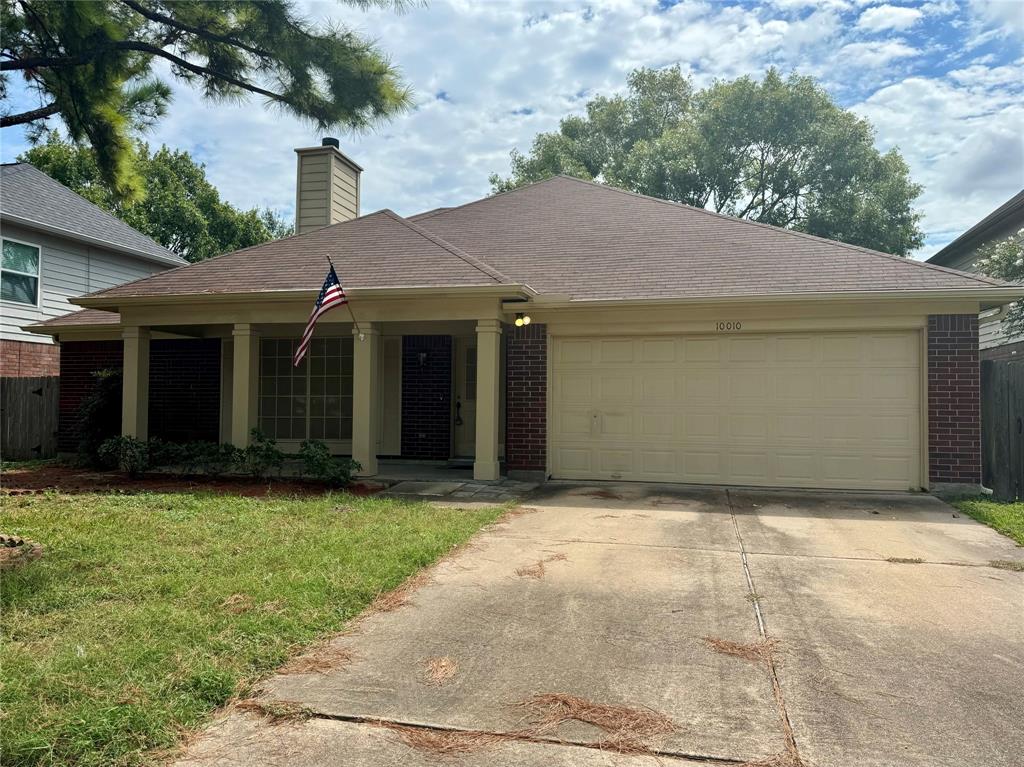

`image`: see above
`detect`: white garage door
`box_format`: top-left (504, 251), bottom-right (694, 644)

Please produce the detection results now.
top-left (550, 332), bottom-right (922, 491)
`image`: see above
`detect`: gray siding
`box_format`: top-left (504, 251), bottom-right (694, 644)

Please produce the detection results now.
top-left (1, 222), bottom-right (168, 344)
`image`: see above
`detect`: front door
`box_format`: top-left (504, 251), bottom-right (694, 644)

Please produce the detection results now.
top-left (453, 336), bottom-right (477, 457)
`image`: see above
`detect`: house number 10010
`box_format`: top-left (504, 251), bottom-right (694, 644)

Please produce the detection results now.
top-left (715, 321), bottom-right (742, 331)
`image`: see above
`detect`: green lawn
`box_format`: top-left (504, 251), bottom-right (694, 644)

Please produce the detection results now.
top-left (1, 489), bottom-right (504, 767)
top-left (954, 498), bottom-right (1024, 546)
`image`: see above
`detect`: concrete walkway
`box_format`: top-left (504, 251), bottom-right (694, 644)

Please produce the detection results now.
top-left (175, 483), bottom-right (1024, 767)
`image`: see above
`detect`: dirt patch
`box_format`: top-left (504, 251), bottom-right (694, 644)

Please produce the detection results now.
top-left (235, 698), bottom-right (313, 724)
top-left (219, 593), bottom-right (254, 614)
top-left (514, 692), bottom-right (676, 753)
top-left (703, 636), bottom-right (779, 664)
top-left (279, 643), bottom-right (354, 675)
top-left (0, 534), bottom-right (43, 570)
top-left (990, 559), bottom-right (1024, 572)
top-left (573, 489), bottom-right (624, 501)
top-left (380, 722), bottom-right (511, 756)
top-left (0, 464), bottom-right (363, 498)
top-left (423, 656), bottom-right (458, 686)
top-left (369, 570), bottom-right (433, 613)
top-left (515, 552), bottom-right (568, 579)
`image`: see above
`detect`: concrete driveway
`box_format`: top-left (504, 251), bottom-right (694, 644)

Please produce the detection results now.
top-left (176, 484), bottom-right (1024, 767)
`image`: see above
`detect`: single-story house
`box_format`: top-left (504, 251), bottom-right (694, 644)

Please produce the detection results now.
top-left (1, 162), bottom-right (185, 376)
top-left (26, 139), bottom-right (1024, 492)
top-left (926, 189), bottom-right (1024, 361)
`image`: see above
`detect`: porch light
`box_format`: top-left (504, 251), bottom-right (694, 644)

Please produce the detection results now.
top-left (514, 312), bottom-right (531, 327)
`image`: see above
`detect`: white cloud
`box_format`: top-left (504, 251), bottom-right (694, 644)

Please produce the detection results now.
top-left (853, 60), bottom-right (1024, 255)
top-left (968, 0), bottom-right (1024, 35)
top-left (838, 39), bottom-right (920, 66)
top-left (857, 4), bottom-right (925, 31)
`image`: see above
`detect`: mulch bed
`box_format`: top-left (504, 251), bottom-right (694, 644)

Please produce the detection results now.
top-left (0, 464), bottom-right (384, 498)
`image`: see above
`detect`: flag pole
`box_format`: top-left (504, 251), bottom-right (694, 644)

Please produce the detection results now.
top-left (328, 256), bottom-right (364, 340)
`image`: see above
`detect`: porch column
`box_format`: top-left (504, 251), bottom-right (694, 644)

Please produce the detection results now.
top-left (352, 323), bottom-right (381, 476)
top-left (121, 326), bottom-right (150, 439)
top-left (230, 323), bottom-right (259, 447)
top-left (474, 319), bottom-right (502, 480)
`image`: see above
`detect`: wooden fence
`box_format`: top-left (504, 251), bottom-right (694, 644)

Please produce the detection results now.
top-left (0, 376), bottom-right (59, 461)
top-left (981, 360), bottom-right (1024, 501)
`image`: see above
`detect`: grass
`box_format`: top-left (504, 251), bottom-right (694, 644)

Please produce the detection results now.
top-left (0, 489), bottom-right (504, 767)
top-left (954, 498), bottom-right (1024, 546)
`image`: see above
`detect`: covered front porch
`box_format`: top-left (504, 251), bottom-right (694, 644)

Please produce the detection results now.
top-left (118, 316), bottom-right (509, 481)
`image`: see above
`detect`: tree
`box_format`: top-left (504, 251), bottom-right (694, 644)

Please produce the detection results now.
top-left (491, 67), bottom-right (924, 255)
top-left (1, 0), bottom-right (411, 201)
top-left (20, 134), bottom-right (292, 262)
top-left (975, 229), bottom-right (1024, 336)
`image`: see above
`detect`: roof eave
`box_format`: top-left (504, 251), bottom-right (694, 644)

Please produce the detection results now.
top-left (74, 283), bottom-right (537, 311)
top-left (510, 286), bottom-right (1024, 311)
top-left (1, 212), bottom-right (185, 267)
top-left (927, 191), bottom-right (1024, 266)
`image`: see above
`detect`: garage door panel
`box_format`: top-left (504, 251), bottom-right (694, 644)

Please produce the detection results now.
top-left (683, 372), bottom-right (722, 400)
top-left (550, 332), bottom-right (921, 490)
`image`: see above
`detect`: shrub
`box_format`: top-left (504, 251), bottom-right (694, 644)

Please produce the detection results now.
top-left (148, 438), bottom-right (185, 469)
top-left (298, 439), bottom-right (361, 487)
top-left (191, 442), bottom-right (243, 478)
top-left (241, 429), bottom-right (284, 479)
top-left (98, 436), bottom-right (151, 477)
top-left (76, 369), bottom-right (122, 466)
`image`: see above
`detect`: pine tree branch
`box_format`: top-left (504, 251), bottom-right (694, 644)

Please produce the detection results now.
top-left (2, 42), bottom-right (289, 106)
top-left (1, 102), bottom-right (59, 127)
top-left (119, 0), bottom-right (273, 60)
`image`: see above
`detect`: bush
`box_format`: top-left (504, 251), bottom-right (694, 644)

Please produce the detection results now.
top-left (76, 369), bottom-right (122, 466)
top-left (241, 429), bottom-right (284, 479)
top-left (191, 442), bottom-right (243, 478)
top-left (98, 436), bottom-right (150, 477)
top-left (298, 439), bottom-right (361, 487)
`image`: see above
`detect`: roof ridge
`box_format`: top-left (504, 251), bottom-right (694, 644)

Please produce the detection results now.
top-left (551, 175), bottom-right (1006, 288)
top-left (10, 163), bottom-right (183, 262)
top-left (405, 174), bottom-right (568, 225)
top-left (379, 209), bottom-right (512, 284)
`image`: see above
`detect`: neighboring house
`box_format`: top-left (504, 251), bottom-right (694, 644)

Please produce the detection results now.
top-left (26, 139), bottom-right (1023, 492)
top-left (926, 190), bottom-right (1024, 361)
top-left (1, 162), bottom-right (185, 376)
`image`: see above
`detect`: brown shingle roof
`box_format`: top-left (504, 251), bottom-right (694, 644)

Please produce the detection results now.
top-left (80, 175), bottom-right (1003, 307)
top-left (412, 176), bottom-right (1004, 300)
top-left (28, 308), bottom-right (120, 328)
top-left (85, 209), bottom-right (507, 300)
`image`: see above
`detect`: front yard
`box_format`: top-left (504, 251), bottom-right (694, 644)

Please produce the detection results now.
top-left (0, 474), bottom-right (504, 767)
top-left (954, 498), bottom-right (1024, 546)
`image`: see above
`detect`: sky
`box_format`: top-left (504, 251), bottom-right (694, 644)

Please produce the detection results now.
top-left (2, 0), bottom-right (1022, 259)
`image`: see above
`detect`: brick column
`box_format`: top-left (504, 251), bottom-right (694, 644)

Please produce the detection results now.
top-left (927, 314), bottom-right (980, 486)
top-left (505, 323), bottom-right (547, 478)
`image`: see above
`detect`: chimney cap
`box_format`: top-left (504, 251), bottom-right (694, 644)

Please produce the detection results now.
top-left (322, 137), bottom-right (340, 148)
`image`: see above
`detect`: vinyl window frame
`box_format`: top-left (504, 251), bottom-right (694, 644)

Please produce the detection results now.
top-left (0, 235), bottom-right (42, 308)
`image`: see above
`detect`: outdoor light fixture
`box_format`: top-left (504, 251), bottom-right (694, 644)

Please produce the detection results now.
top-left (514, 312), bottom-right (531, 327)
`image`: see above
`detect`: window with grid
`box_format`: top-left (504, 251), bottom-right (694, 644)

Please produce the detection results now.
top-left (258, 337), bottom-right (353, 441)
top-left (2, 239), bottom-right (40, 305)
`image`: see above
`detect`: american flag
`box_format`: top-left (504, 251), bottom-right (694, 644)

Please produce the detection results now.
top-left (294, 263), bottom-right (348, 366)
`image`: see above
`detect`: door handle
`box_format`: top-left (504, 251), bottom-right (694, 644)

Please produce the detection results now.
top-left (591, 410), bottom-right (600, 437)
top-left (455, 396), bottom-right (463, 426)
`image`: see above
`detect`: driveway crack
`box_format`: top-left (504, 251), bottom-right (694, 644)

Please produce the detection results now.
top-left (726, 488), bottom-right (804, 766)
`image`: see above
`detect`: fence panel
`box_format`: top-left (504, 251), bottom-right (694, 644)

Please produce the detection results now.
top-left (981, 360), bottom-right (1024, 501)
top-left (0, 376), bottom-right (59, 461)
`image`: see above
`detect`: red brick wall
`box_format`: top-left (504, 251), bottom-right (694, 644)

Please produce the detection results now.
top-left (505, 323), bottom-right (547, 473)
top-left (149, 339), bottom-right (221, 443)
top-left (58, 340), bottom-right (124, 452)
top-left (928, 314), bottom-right (981, 485)
top-left (401, 336), bottom-right (452, 459)
top-left (1, 339), bottom-right (60, 377)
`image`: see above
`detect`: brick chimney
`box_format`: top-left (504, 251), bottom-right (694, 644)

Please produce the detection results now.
top-left (294, 137), bottom-right (362, 235)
